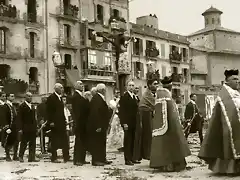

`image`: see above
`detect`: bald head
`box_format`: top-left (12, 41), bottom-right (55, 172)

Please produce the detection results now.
top-left (25, 92), bottom-right (32, 103)
top-left (75, 81), bottom-right (84, 91)
top-left (96, 83), bottom-right (106, 95)
top-left (54, 83), bottom-right (63, 95)
top-left (91, 87), bottom-right (97, 96)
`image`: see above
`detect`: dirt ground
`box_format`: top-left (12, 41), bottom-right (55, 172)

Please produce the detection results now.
top-left (0, 134), bottom-right (238, 180)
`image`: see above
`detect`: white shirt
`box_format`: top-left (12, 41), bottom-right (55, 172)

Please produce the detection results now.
top-left (6, 100), bottom-right (12, 106)
top-left (25, 101), bottom-right (32, 109)
top-left (128, 91), bottom-right (134, 99)
top-left (55, 92), bottom-right (62, 101)
top-left (75, 90), bottom-right (83, 97)
top-left (0, 100), bottom-right (4, 105)
top-left (98, 93), bottom-right (105, 101)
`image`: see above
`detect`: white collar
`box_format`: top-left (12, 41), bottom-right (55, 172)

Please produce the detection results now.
top-left (55, 92), bottom-right (62, 100)
top-left (6, 100), bottom-right (12, 106)
top-left (128, 91), bottom-right (134, 98)
top-left (224, 84), bottom-right (240, 97)
top-left (25, 101), bottom-right (32, 109)
top-left (75, 90), bottom-right (83, 96)
top-left (98, 93), bottom-right (105, 101)
top-left (0, 100), bottom-right (4, 105)
top-left (190, 100), bottom-right (196, 105)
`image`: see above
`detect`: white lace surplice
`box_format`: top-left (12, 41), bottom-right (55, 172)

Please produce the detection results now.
top-left (224, 84), bottom-right (240, 109)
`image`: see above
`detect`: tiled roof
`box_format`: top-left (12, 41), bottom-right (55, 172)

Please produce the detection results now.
top-left (188, 26), bottom-right (240, 37)
top-left (130, 23), bottom-right (189, 44)
top-left (202, 6), bottom-right (223, 16)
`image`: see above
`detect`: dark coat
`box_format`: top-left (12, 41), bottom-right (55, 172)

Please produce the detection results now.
top-left (87, 93), bottom-right (111, 132)
top-left (71, 92), bottom-right (89, 134)
top-left (46, 93), bottom-right (68, 149)
top-left (184, 101), bottom-right (203, 133)
top-left (17, 102), bottom-right (37, 133)
top-left (37, 102), bottom-right (47, 122)
top-left (119, 92), bottom-right (138, 128)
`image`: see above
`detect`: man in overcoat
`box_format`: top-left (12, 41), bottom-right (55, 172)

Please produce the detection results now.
top-left (46, 83), bottom-right (69, 163)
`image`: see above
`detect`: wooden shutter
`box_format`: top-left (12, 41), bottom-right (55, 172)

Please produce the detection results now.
top-left (140, 62), bottom-right (144, 78)
top-left (161, 44), bottom-right (165, 58)
top-left (133, 62), bottom-right (137, 77)
top-left (132, 39), bottom-right (137, 55)
top-left (139, 39), bottom-right (143, 55)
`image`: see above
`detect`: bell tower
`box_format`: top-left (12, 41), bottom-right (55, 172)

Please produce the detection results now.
top-left (202, 6), bottom-right (223, 28)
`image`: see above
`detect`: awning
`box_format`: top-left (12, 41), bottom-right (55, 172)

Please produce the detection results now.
top-left (65, 69), bottom-right (81, 87)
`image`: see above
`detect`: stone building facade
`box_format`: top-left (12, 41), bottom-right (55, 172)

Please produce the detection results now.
top-left (130, 14), bottom-right (191, 108)
top-left (0, 0), bottom-right (47, 96)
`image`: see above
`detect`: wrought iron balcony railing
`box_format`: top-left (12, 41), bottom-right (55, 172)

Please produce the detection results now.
top-left (0, 4), bottom-right (17, 18)
top-left (145, 47), bottom-right (159, 58)
top-left (84, 69), bottom-right (114, 77)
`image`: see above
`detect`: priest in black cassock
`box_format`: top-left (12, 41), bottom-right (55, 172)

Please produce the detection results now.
top-left (46, 83), bottom-right (69, 163)
top-left (87, 83), bottom-right (112, 166)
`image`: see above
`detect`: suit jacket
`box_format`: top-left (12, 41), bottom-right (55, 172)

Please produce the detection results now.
top-left (17, 102), bottom-right (37, 133)
top-left (71, 91), bottom-right (89, 134)
top-left (119, 92), bottom-right (138, 128)
top-left (87, 93), bottom-right (110, 132)
top-left (46, 93), bottom-right (66, 132)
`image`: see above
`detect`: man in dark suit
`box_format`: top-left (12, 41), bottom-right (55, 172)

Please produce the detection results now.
top-left (184, 93), bottom-right (204, 144)
top-left (119, 81), bottom-right (138, 166)
top-left (1, 93), bottom-right (19, 161)
top-left (0, 91), bottom-right (6, 143)
top-left (17, 92), bottom-right (39, 162)
top-left (72, 81), bottom-right (90, 166)
top-left (87, 83), bottom-right (112, 166)
top-left (46, 83), bottom-right (69, 163)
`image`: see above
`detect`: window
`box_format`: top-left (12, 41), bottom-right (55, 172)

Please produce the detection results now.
top-left (64, 24), bottom-right (71, 43)
top-left (218, 18), bottom-right (220, 24)
top-left (160, 44), bottom-right (165, 58)
top-left (96, 5), bottom-right (104, 24)
top-left (133, 38), bottom-right (143, 55)
top-left (205, 18), bottom-right (208, 25)
top-left (27, 0), bottom-right (37, 23)
top-left (172, 67), bottom-right (178, 74)
top-left (104, 52), bottom-right (111, 71)
top-left (161, 65), bottom-right (166, 78)
top-left (113, 9), bottom-right (119, 18)
top-left (63, 0), bottom-right (70, 15)
top-left (0, 0), bottom-right (6, 5)
top-left (0, 29), bottom-right (6, 53)
top-left (212, 18), bottom-right (214, 24)
top-left (88, 50), bottom-right (97, 68)
top-left (64, 54), bottom-right (72, 69)
top-left (29, 32), bottom-right (35, 58)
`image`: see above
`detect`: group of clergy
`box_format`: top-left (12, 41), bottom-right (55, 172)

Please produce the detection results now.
top-left (0, 68), bottom-right (239, 176)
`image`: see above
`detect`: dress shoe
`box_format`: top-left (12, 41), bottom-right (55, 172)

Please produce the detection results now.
top-left (104, 160), bottom-right (112, 165)
top-left (13, 156), bottom-right (19, 161)
top-left (132, 160), bottom-right (141, 164)
top-left (92, 162), bottom-right (105, 166)
top-left (74, 162), bottom-right (83, 166)
top-left (19, 157), bottom-right (24, 163)
top-left (125, 161), bottom-right (134, 166)
top-left (28, 158), bottom-right (40, 162)
top-left (51, 159), bottom-right (61, 163)
top-left (82, 161), bottom-right (90, 164)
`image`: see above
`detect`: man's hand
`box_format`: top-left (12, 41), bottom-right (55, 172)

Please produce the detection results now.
top-left (50, 123), bottom-right (54, 127)
top-left (40, 120), bottom-right (44, 125)
top-left (123, 124), bottom-right (128, 131)
top-left (6, 129), bottom-right (11, 134)
top-left (18, 130), bottom-right (23, 141)
top-left (96, 128), bottom-right (101, 132)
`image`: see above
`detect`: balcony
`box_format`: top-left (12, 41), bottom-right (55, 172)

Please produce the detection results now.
top-left (23, 13), bottom-right (44, 27)
top-left (83, 69), bottom-right (115, 81)
top-left (169, 51), bottom-right (182, 63)
top-left (58, 37), bottom-right (79, 50)
top-left (0, 4), bottom-right (18, 23)
top-left (109, 16), bottom-right (127, 31)
top-left (145, 47), bottom-right (159, 58)
top-left (55, 5), bottom-right (79, 23)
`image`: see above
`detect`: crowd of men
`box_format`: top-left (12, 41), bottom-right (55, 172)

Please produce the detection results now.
top-left (0, 68), bottom-right (239, 176)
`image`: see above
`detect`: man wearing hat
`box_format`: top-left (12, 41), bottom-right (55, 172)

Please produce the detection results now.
top-left (149, 75), bottom-right (191, 171)
top-left (199, 69), bottom-right (240, 174)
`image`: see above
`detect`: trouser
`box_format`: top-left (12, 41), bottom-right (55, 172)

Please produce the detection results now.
top-left (39, 129), bottom-right (46, 153)
top-left (5, 142), bottom-right (19, 158)
top-left (73, 133), bottom-right (87, 163)
top-left (19, 132), bottom-right (36, 160)
top-left (123, 128), bottom-right (135, 162)
top-left (90, 131), bottom-right (107, 163)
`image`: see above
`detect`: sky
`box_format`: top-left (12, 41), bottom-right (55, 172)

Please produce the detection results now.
top-left (129, 0), bottom-right (240, 35)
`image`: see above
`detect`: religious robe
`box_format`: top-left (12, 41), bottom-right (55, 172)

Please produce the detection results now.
top-left (198, 84), bottom-right (240, 174)
top-left (150, 88), bottom-right (191, 171)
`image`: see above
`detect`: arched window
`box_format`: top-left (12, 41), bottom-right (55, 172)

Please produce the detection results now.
top-left (29, 32), bottom-right (36, 58)
top-left (64, 54), bottom-right (72, 69)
